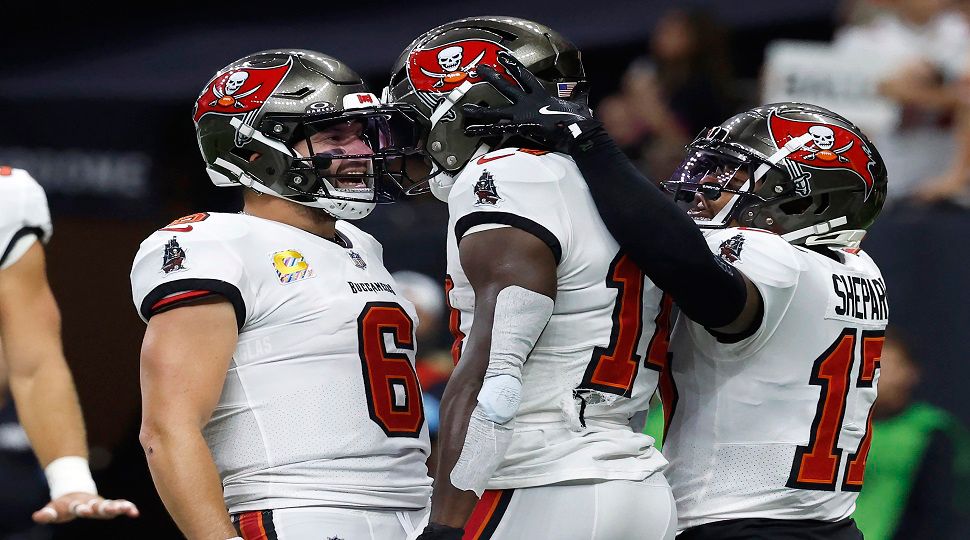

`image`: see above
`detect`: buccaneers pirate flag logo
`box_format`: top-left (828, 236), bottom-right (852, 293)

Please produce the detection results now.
top-left (767, 112), bottom-right (878, 200)
top-left (193, 60), bottom-right (292, 123)
top-left (407, 40), bottom-right (517, 93)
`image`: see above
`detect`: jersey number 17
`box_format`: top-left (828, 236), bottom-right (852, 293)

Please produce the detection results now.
top-left (788, 328), bottom-right (884, 491)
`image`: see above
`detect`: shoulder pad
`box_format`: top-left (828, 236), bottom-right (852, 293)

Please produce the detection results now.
top-left (0, 168), bottom-right (52, 256)
top-left (705, 228), bottom-right (804, 289)
top-left (0, 167), bottom-right (45, 195)
top-left (148, 212), bottom-right (251, 242)
top-left (158, 212), bottom-right (211, 231)
top-left (458, 148), bottom-right (563, 185)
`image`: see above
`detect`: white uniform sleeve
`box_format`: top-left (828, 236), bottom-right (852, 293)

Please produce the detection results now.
top-left (695, 228), bottom-right (805, 357)
top-left (130, 222), bottom-right (250, 329)
top-left (449, 150), bottom-right (570, 265)
top-left (0, 168), bottom-right (53, 270)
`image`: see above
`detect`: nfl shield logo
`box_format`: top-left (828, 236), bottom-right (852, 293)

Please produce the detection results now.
top-left (349, 251), bottom-right (367, 270)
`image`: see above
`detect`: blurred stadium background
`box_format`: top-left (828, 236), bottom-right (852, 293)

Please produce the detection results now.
top-left (1, 0), bottom-right (969, 538)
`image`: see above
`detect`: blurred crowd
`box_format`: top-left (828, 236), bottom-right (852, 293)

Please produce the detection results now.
top-left (600, 0), bottom-right (970, 209)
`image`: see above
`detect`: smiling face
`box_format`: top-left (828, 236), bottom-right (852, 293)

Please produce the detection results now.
top-left (295, 120), bottom-right (373, 189)
top-left (686, 166), bottom-right (752, 223)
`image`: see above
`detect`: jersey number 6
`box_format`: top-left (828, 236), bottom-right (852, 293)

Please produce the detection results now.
top-left (357, 302), bottom-right (425, 438)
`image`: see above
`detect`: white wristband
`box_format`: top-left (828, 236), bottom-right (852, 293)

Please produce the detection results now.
top-left (227, 537), bottom-right (244, 540)
top-left (44, 456), bottom-right (97, 500)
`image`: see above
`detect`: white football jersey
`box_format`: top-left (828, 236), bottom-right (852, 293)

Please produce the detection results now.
top-left (130, 212), bottom-right (432, 513)
top-left (0, 168), bottom-right (52, 270)
top-left (446, 148), bottom-right (669, 489)
top-left (665, 227), bottom-right (888, 530)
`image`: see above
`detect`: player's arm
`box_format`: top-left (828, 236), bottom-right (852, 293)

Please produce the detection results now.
top-left (138, 298), bottom-right (239, 540)
top-left (565, 118), bottom-right (759, 334)
top-left (463, 55), bottom-right (759, 334)
top-left (0, 242), bottom-right (138, 522)
top-left (421, 226), bottom-right (556, 538)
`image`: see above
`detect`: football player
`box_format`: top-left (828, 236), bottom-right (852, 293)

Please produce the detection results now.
top-left (132, 50), bottom-right (432, 539)
top-left (386, 17), bottom-right (677, 539)
top-left (464, 57), bottom-right (889, 539)
top-left (0, 168), bottom-right (138, 523)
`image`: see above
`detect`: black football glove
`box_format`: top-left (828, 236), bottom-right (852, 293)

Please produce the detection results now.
top-left (415, 523), bottom-right (465, 540)
top-left (462, 52), bottom-right (601, 153)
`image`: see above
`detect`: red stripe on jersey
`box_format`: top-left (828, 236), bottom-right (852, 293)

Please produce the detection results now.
top-left (238, 511), bottom-right (264, 540)
top-left (150, 290), bottom-right (215, 312)
top-left (463, 489), bottom-right (514, 539)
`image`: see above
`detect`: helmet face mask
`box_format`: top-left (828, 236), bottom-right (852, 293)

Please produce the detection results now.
top-left (663, 103), bottom-right (888, 247)
top-left (666, 147), bottom-right (766, 228)
top-left (385, 16), bottom-right (588, 200)
top-left (278, 107), bottom-right (429, 206)
top-left (194, 49), bottom-right (424, 219)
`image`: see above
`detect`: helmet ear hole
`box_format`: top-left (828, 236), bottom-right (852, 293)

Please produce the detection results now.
top-left (779, 196), bottom-right (813, 215)
top-left (778, 193), bottom-right (831, 216)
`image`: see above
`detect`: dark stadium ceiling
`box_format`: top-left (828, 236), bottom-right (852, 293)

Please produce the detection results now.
top-left (0, 0), bottom-right (839, 100)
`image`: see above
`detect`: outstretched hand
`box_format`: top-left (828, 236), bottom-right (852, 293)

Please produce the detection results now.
top-left (462, 52), bottom-right (599, 153)
top-left (33, 492), bottom-right (139, 524)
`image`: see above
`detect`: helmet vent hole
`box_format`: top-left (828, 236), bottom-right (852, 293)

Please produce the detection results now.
top-left (532, 66), bottom-right (566, 81)
top-left (814, 193), bottom-right (831, 215)
top-left (274, 87), bottom-right (312, 99)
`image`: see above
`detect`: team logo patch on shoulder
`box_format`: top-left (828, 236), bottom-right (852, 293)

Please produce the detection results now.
top-left (272, 249), bottom-right (315, 284)
top-left (348, 251), bottom-right (367, 270)
top-left (719, 234), bottom-right (745, 263)
top-left (474, 170), bottom-right (500, 206)
top-left (162, 237), bottom-right (187, 274)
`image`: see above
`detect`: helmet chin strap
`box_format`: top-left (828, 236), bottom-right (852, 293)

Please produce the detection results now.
top-left (229, 116), bottom-right (293, 157)
top-left (429, 143), bottom-right (491, 202)
top-left (781, 216), bottom-right (855, 244)
top-left (430, 81), bottom-right (475, 129)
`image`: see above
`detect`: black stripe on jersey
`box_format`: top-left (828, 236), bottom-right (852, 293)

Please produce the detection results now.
top-left (0, 226), bottom-right (44, 268)
top-left (678, 516), bottom-right (863, 539)
top-left (479, 489), bottom-right (515, 539)
top-left (140, 278), bottom-right (246, 329)
top-left (261, 510), bottom-right (279, 540)
top-left (455, 212), bottom-right (562, 264)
